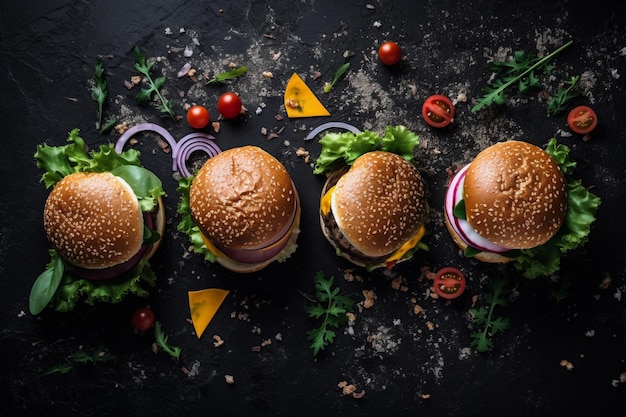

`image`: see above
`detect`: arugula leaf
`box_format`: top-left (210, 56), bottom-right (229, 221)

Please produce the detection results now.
top-left (154, 322), bottom-right (181, 360)
top-left (323, 62), bottom-right (350, 93)
top-left (470, 272), bottom-right (511, 352)
top-left (472, 41), bottom-right (573, 112)
top-left (305, 271), bottom-right (354, 356)
top-left (43, 345), bottom-right (116, 376)
top-left (91, 61), bottom-right (107, 128)
top-left (133, 46), bottom-right (175, 118)
top-left (313, 125), bottom-right (420, 175)
top-left (206, 66), bottom-right (248, 84)
top-left (547, 76), bottom-right (581, 116)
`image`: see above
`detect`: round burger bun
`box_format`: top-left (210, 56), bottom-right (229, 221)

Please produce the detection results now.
top-left (444, 210), bottom-right (513, 264)
top-left (190, 146), bottom-right (299, 252)
top-left (330, 151), bottom-right (428, 258)
top-left (463, 140), bottom-right (567, 249)
top-left (44, 172), bottom-right (145, 269)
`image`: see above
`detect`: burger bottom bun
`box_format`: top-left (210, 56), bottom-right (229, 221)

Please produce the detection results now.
top-left (216, 204), bottom-right (301, 274)
top-left (444, 212), bottom-right (514, 264)
top-left (145, 197), bottom-right (166, 261)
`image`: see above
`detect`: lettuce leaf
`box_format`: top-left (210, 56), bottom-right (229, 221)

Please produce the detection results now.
top-left (176, 176), bottom-right (218, 263)
top-left (32, 129), bottom-right (163, 313)
top-left (514, 138), bottom-right (601, 278)
top-left (312, 125), bottom-right (419, 175)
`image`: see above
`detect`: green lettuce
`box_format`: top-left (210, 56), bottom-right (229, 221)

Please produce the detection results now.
top-left (313, 125), bottom-right (420, 175)
top-left (176, 175), bottom-right (218, 263)
top-left (30, 129), bottom-right (164, 314)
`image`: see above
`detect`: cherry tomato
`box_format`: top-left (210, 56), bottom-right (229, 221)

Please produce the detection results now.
top-left (217, 92), bottom-right (243, 119)
top-left (378, 41), bottom-right (402, 66)
top-left (132, 306), bottom-right (155, 331)
top-left (186, 105), bottom-right (211, 129)
top-left (422, 95), bottom-right (455, 128)
top-left (433, 267), bottom-right (466, 300)
top-left (567, 105), bottom-right (597, 135)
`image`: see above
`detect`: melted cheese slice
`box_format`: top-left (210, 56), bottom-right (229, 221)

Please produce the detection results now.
top-left (284, 73), bottom-right (330, 118)
top-left (188, 288), bottom-right (230, 339)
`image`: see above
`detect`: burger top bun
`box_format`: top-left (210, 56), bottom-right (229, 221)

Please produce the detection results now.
top-left (189, 146), bottom-right (298, 252)
top-left (331, 151), bottom-right (428, 258)
top-left (43, 172), bottom-right (144, 269)
top-left (463, 140), bottom-right (567, 249)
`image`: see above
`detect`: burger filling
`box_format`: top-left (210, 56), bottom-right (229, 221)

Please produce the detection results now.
top-left (320, 184), bottom-right (426, 268)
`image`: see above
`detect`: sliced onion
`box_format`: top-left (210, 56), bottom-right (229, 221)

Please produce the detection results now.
top-left (115, 123), bottom-right (178, 171)
top-left (174, 132), bottom-right (221, 177)
top-left (444, 165), bottom-right (510, 253)
top-left (304, 121), bottom-right (361, 141)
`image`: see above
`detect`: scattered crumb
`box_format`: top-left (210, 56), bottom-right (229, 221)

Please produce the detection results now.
top-left (560, 359), bottom-right (574, 371)
top-left (225, 374), bottom-right (235, 384)
top-left (599, 274), bottom-right (612, 289)
top-left (362, 290), bottom-right (377, 309)
top-left (213, 335), bottom-right (224, 347)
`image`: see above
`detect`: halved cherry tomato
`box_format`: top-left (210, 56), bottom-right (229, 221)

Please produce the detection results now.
top-left (186, 105), bottom-right (210, 129)
top-left (422, 95), bottom-right (455, 128)
top-left (217, 92), bottom-right (243, 119)
top-left (132, 306), bottom-right (156, 331)
top-left (378, 41), bottom-right (402, 66)
top-left (433, 267), bottom-right (466, 299)
top-left (567, 105), bottom-right (597, 134)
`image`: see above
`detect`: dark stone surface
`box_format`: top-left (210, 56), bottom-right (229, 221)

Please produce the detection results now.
top-left (1, 1), bottom-right (625, 416)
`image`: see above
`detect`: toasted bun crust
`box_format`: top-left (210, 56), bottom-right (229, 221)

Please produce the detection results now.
top-left (215, 205), bottom-right (301, 273)
top-left (190, 146), bottom-right (298, 252)
top-left (463, 141), bottom-right (567, 249)
top-left (43, 172), bottom-right (144, 269)
top-left (444, 208), bottom-right (513, 263)
top-left (330, 151), bottom-right (428, 258)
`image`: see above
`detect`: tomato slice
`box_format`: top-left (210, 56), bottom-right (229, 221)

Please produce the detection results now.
top-left (433, 267), bottom-right (466, 299)
top-left (567, 105), bottom-right (597, 134)
top-left (422, 95), bottom-right (455, 128)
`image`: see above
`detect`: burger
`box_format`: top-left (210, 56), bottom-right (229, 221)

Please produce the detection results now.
top-left (30, 129), bottom-right (165, 315)
top-left (313, 125), bottom-right (429, 271)
top-left (444, 139), bottom-right (601, 278)
top-left (177, 145), bottom-right (301, 273)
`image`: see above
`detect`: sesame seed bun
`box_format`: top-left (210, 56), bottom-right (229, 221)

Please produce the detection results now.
top-left (189, 146), bottom-right (300, 272)
top-left (462, 140), bottom-right (567, 249)
top-left (320, 151), bottom-right (428, 267)
top-left (43, 172), bottom-right (145, 269)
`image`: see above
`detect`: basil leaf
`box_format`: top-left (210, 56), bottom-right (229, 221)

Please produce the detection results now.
top-left (111, 165), bottom-right (164, 211)
top-left (453, 198), bottom-right (467, 219)
top-left (29, 255), bottom-right (65, 315)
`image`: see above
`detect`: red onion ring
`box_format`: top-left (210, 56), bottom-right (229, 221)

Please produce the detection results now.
top-left (304, 121), bottom-right (361, 140)
top-left (114, 123), bottom-right (222, 177)
top-left (174, 132), bottom-right (221, 177)
top-left (444, 164), bottom-right (510, 253)
top-left (114, 123), bottom-right (178, 171)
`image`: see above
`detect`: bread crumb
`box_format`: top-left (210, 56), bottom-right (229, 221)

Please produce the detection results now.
top-left (560, 359), bottom-right (574, 371)
top-left (213, 335), bottom-right (224, 347)
top-left (225, 374), bottom-right (235, 384)
top-left (362, 290), bottom-right (377, 308)
top-left (599, 274), bottom-right (612, 289)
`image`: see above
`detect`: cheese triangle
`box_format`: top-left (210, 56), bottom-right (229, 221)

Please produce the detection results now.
top-left (284, 73), bottom-right (331, 118)
top-left (188, 288), bottom-right (230, 339)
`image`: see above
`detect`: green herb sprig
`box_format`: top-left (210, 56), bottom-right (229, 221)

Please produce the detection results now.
top-left (154, 321), bottom-right (181, 360)
top-left (547, 75), bottom-right (580, 116)
top-left (134, 46), bottom-right (175, 118)
top-left (305, 271), bottom-right (355, 356)
top-left (472, 40), bottom-right (573, 112)
top-left (90, 61), bottom-right (117, 133)
top-left (43, 345), bottom-right (116, 376)
top-left (470, 272), bottom-right (511, 352)
top-left (206, 66), bottom-right (248, 84)
top-left (323, 62), bottom-right (350, 93)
